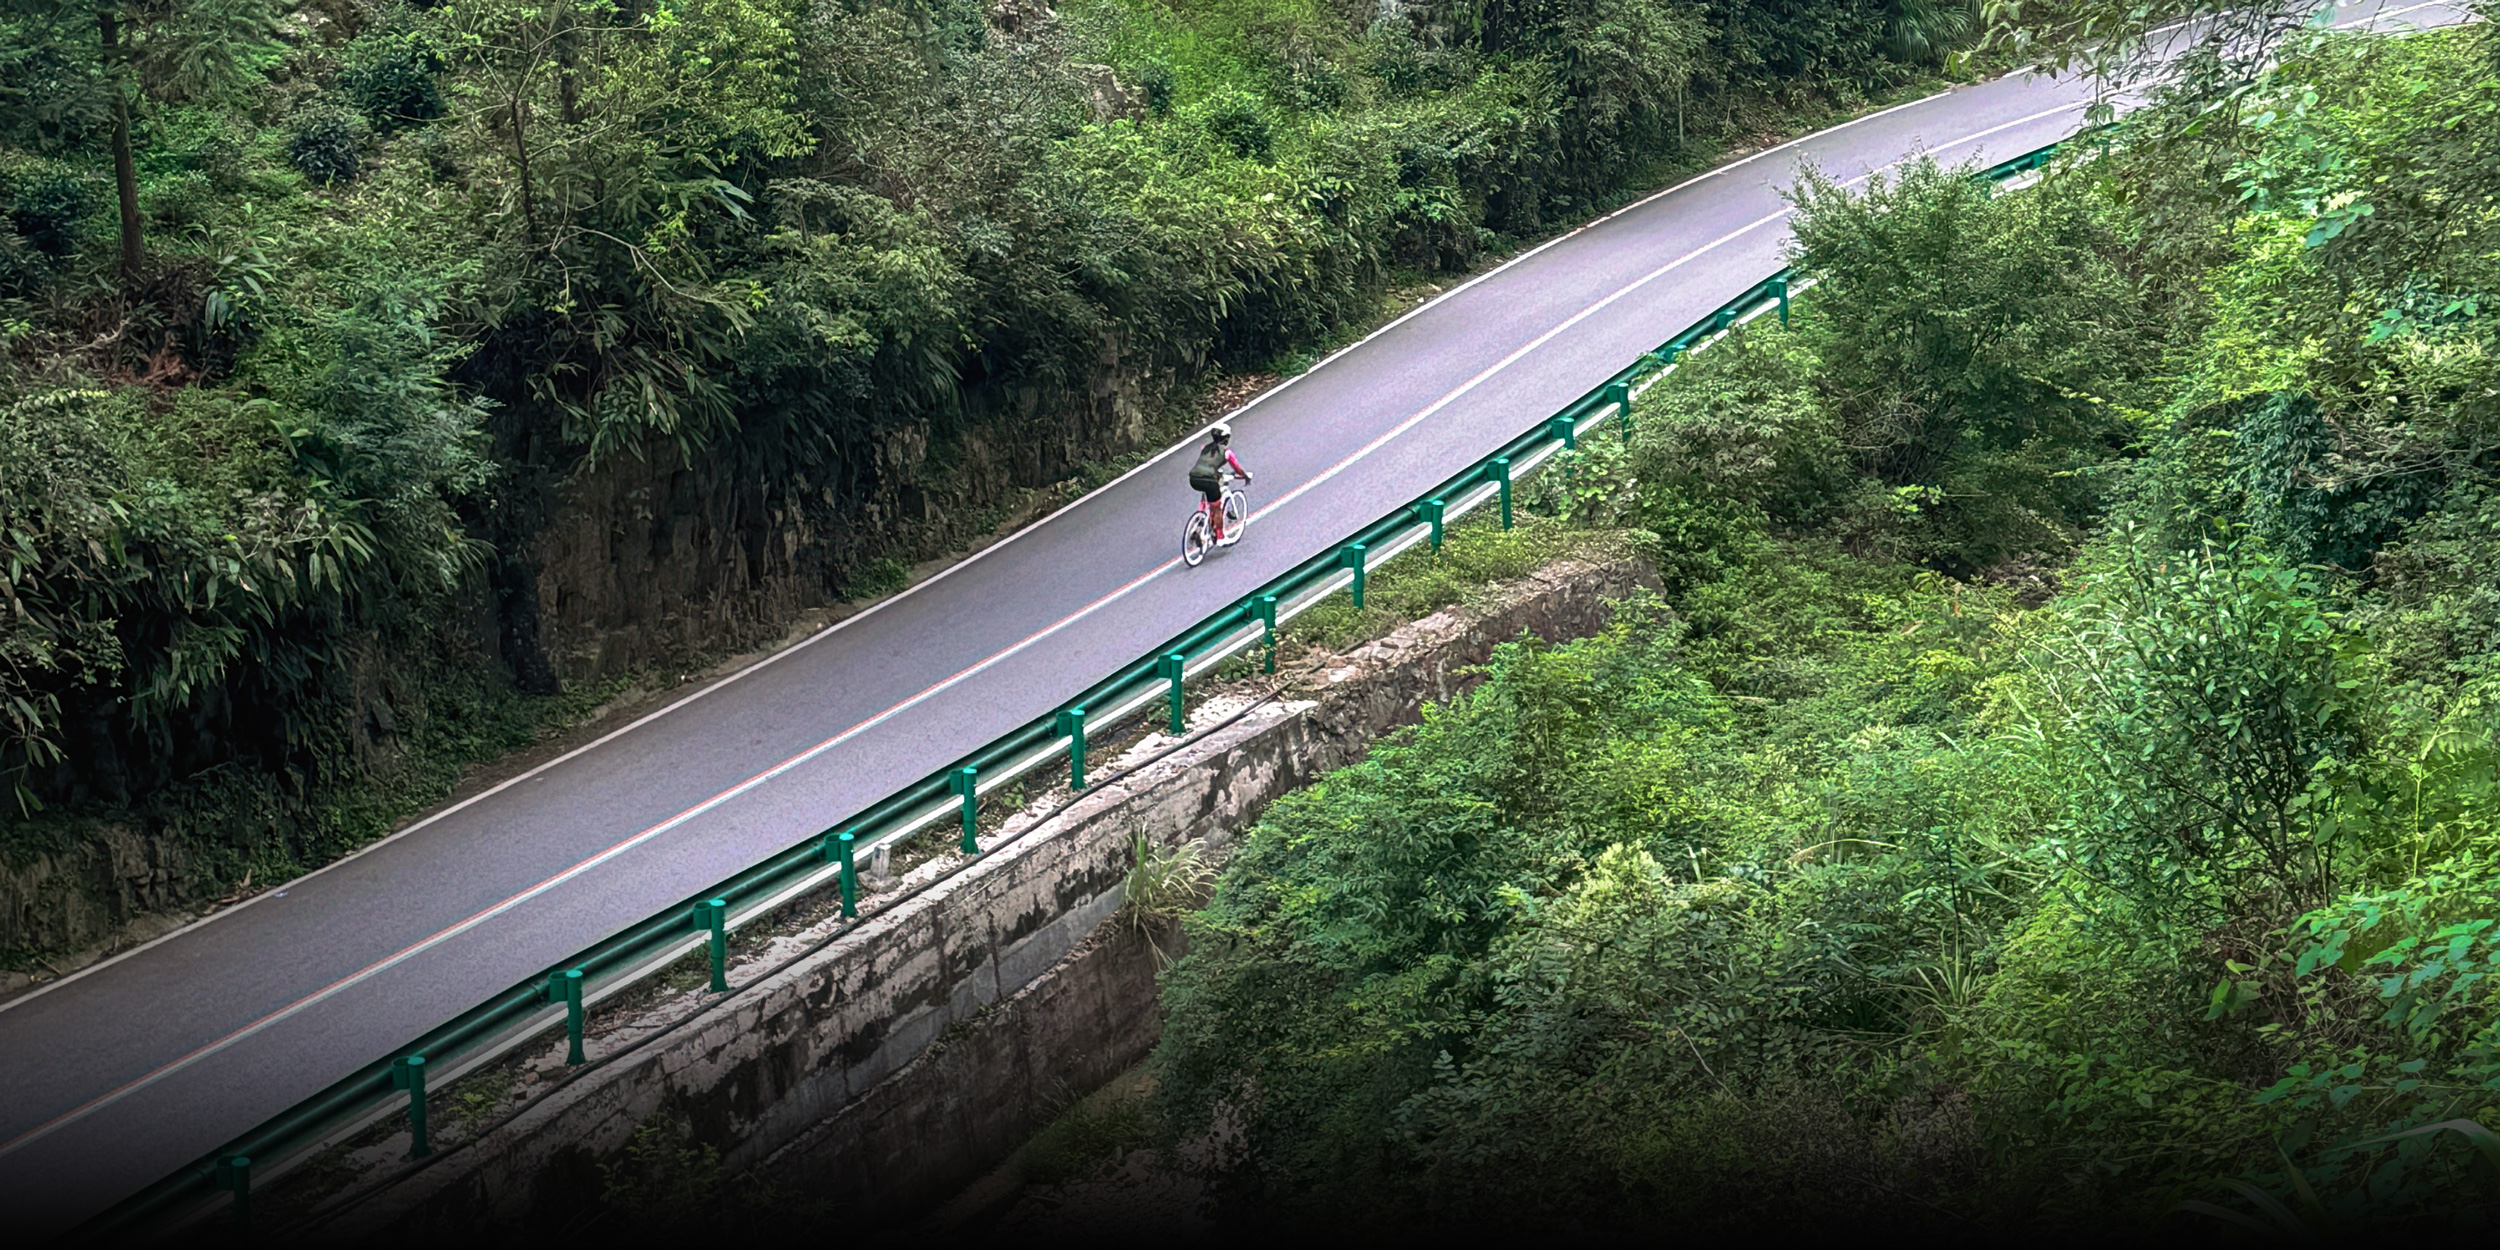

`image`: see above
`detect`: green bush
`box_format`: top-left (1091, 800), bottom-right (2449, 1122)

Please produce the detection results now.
top-left (0, 230), bottom-right (30, 294)
top-left (8, 172), bottom-right (90, 257)
top-left (843, 556), bottom-right (909, 601)
top-left (1137, 59), bottom-right (1175, 115)
top-left (1198, 89), bottom-right (1273, 161)
top-left (288, 107), bottom-right (363, 186)
top-left (341, 22), bottom-right (446, 129)
top-left (1782, 156), bottom-right (2158, 571)
top-left (1149, 24), bottom-right (2500, 1233)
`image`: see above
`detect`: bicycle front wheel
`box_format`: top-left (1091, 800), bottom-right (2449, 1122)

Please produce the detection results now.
top-left (1182, 510), bottom-right (1212, 567)
top-left (1220, 488), bottom-right (1248, 544)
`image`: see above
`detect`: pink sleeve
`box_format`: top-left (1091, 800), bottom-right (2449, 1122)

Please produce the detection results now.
top-left (1225, 450), bottom-right (1245, 473)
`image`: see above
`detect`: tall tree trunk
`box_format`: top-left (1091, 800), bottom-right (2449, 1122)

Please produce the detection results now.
top-left (510, 100), bottom-right (541, 248)
top-left (98, 9), bottom-right (144, 287)
top-left (555, 3), bottom-right (581, 125)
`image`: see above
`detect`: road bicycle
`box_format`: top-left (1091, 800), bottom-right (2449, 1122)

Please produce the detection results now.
top-left (1182, 472), bottom-right (1249, 567)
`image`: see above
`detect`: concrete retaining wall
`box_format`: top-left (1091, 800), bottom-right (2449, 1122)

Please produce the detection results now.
top-left (332, 553), bottom-right (1657, 1235)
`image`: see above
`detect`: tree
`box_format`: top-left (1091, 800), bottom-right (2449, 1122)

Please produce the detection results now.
top-left (16, 0), bottom-right (283, 286)
top-left (437, 0), bottom-right (812, 456)
top-left (2019, 535), bottom-right (2379, 921)
top-left (1977, 0), bottom-right (2325, 98)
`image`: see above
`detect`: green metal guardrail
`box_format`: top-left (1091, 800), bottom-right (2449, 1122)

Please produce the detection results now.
top-left (82, 132), bottom-right (2087, 1241)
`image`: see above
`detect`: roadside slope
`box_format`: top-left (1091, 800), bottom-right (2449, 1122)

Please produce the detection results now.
top-left (0, 3), bottom-right (2468, 1233)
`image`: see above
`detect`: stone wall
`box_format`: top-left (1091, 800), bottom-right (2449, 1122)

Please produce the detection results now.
top-left (0, 824), bottom-right (198, 973)
top-left (324, 553), bottom-right (1658, 1235)
top-left (0, 343), bottom-right (1177, 974)
top-left (499, 335), bottom-right (1176, 687)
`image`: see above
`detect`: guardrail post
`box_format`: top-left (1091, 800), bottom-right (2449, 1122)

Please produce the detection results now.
top-left (1420, 498), bottom-right (1446, 552)
top-left (837, 832), bottom-right (859, 917)
top-left (1159, 652), bottom-right (1186, 736)
top-left (950, 766), bottom-right (980, 855)
top-left (1491, 458), bottom-right (1512, 530)
top-left (1769, 277), bottom-right (1789, 326)
top-left (1548, 414), bottom-right (1576, 451)
top-left (1341, 544), bottom-right (1367, 608)
top-left (1603, 382), bottom-right (1631, 441)
top-left (1254, 594), bottom-right (1279, 673)
top-left (1058, 708), bottom-right (1088, 789)
top-left (392, 1055), bottom-right (431, 1158)
top-left (215, 1154), bottom-right (251, 1228)
top-left (547, 968), bottom-right (586, 1063)
top-left (693, 898), bottom-right (728, 991)
top-left (825, 830), bottom-right (865, 920)
top-left (1710, 307), bottom-right (1736, 334)
top-left (1656, 342), bottom-right (1683, 368)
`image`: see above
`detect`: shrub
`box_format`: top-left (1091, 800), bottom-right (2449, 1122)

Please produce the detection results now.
top-left (1138, 59), bottom-right (1175, 116)
top-left (288, 107), bottom-right (363, 186)
top-left (8, 172), bottom-right (91, 257)
top-left (1200, 89), bottom-right (1273, 160)
top-left (0, 228), bottom-right (35, 296)
top-left (843, 556), bottom-right (908, 601)
top-left (341, 21), bottom-right (446, 129)
top-left (1784, 157), bottom-right (2155, 571)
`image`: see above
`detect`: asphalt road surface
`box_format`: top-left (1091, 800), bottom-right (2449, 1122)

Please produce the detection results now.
top-left (0, 1), bottom-right (2470, 1234)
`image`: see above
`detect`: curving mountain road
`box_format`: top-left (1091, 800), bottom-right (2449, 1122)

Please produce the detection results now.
top-left (0, 2), bottom-right (2469, 1234)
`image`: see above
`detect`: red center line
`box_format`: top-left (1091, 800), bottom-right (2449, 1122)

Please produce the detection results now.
top-left (0, 554), bottom-right (1182, 1159)
top-left (3, 96), bottom-right (2098, 1159)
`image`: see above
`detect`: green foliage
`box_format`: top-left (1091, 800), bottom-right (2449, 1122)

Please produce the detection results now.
top-left (2018, 535), bottom-right (2379, 921)
top-left (340, 8), bottom-right (447, 130)
top-left (1152, 22), bottom-right (2500, 1233)
top-left (1121, 829), bottom-right (1214, 965)
top-left (1280, 515), bottom-right (1623, 655)
top-left (1196, 88), bottom-right (1273, 161)
top-left (1631, 319), bottom-right (1849, 551)
top-left (1138, 58), bottom-right (1174, 115)
top-left (287, 106), bottom-right (362, 186)
top-left (2118, 30), bottom-right (2500, 575)
top-left (599, 1118), bottom-right (722, 1226)
top-left (1784, 155), bottom-right (2159, 570)
top-left (8, 171), bottom-right (92, 257)
top-left (1888, 0), bottom-right (1977, 65)
top-left (841, 555), bottom-right (909, 601)
top-left (1522, 433), bottom-right (1642, 526)
top-left (1158, 557), bottom-right (2052, 1225)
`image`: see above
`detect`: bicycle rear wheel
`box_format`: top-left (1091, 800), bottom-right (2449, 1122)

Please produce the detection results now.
top-left (1182, 510), bottom-right (1212, 567)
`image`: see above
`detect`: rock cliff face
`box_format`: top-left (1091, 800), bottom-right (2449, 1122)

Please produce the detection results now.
top-left (499, 336), bottom-right (1172, 686)
top-left (0, 823), bottom-right (197, 969)
top-left (0, 339), bottom-right (1180, 977)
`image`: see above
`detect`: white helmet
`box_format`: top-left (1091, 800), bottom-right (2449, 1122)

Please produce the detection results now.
top-left (1208, 422), bottom-right (1232, 442)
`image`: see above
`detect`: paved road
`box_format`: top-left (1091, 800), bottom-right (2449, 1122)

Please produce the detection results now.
top-left (0, 1), bottom-right (2468, 1234)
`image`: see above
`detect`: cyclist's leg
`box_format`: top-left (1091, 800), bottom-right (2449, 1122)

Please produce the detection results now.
top-left (1200, 482), bottom-right (1225, 538)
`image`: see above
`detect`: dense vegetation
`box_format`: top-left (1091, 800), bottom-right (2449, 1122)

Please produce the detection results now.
top-left (1153, 16), bottom-right (2500, 1235)
top-left (0, 0), bottom-right (1967, 934)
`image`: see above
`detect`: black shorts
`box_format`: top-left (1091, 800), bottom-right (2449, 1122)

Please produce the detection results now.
top-left (1190, 474), bottom-right (1222, 503)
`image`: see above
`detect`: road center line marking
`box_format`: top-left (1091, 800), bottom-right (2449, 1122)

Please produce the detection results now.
top-left (15, 0), bottom-right (2446, 1023)
top-left (0, 74), bottom-right (2046, 1020)
top-left (0, 97), bottom-right (2094, 1157)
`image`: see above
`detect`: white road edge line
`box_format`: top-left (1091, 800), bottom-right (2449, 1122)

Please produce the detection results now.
top-left (8, 0), bottom-right (2458, 1031)
top-left (0, 71), bottom-right (2017, 1018)
top-left (7, 99), bottom-right (2105, 1150)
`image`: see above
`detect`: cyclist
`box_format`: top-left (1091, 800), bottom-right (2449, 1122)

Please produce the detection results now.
top-left (1188, 422), bottom-right (1251, 543)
